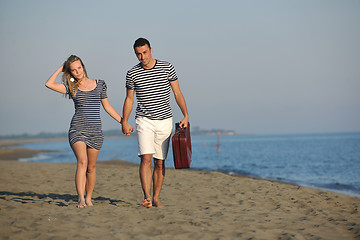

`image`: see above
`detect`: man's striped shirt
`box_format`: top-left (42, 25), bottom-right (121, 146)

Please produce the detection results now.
top-left (126, 60), bottom-right (178, 120)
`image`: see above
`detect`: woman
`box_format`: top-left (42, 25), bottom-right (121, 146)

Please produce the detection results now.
top-left (45, 55), bottom-right (122, 208)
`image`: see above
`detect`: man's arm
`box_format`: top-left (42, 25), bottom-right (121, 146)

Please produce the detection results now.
top-left (170, 80), bottom-right (189, 128)
top-left (122, 88), bottom-right (135, 135)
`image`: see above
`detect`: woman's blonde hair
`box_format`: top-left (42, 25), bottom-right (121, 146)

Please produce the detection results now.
top-left (62, 55), bottom-right (88, 98)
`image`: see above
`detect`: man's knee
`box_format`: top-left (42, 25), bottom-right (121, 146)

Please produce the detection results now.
top-left (141, 154), bottom-right (153, 166)
top-left (154, 159), bottom-right (165, 169)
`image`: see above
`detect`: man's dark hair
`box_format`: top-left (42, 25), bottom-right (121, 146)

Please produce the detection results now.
top-left (133, 38), bottom-right (151, 50)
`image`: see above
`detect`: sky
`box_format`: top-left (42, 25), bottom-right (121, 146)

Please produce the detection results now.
top-left (0, 0), bottom-right (359, 136)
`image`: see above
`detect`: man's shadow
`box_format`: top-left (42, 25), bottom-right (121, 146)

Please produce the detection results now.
top-left (0, 191), bottom-right (131, 207)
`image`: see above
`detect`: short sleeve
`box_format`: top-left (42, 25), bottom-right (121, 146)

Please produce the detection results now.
top-left (62, 82), bottom-right (70, 95)
top-left (168, 63), bottom-right (178, 82)
top-left (100, 80), bottom-right (108, 99)
top-left (126, 71), bottom-right (135, 89)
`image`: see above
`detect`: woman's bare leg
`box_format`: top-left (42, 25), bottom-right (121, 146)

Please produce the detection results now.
top-left (85, 147), bottom-right (100, 206)
top-left (72, 142), bottom-right (88, 208)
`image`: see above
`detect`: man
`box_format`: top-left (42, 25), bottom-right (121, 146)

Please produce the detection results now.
top-left (122, 38), bottom-right (189, 208)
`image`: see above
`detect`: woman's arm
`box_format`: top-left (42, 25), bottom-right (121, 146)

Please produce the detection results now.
top-left (45, 65), bottom-right (67, 94)
top-left (101, 98), bottom-right (122, 123)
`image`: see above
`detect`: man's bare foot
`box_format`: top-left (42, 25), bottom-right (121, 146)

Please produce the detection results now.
top-left (141, 197), bottom-right (152, 208)
top-left (86, 199), bottom-right (93, 206)
top-left (76, 200), bottom-right (87, 208)
top-left (153, 199), bottom-right (164, 208)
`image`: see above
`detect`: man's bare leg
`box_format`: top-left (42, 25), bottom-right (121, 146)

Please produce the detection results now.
top-left (139, 154), bottom-right (153, 207)
top-left (153, 158), bottom-right (165, 208)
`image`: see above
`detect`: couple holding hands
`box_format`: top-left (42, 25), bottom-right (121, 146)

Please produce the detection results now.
top-left (45, 38), bottom-right (189, 209)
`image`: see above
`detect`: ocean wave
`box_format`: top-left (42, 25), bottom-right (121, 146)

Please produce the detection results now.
top-left (19, 153), bottom-right (53, 162)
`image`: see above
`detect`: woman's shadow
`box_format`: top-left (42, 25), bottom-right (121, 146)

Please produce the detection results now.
top-left (0, 191), bottom-right (131, 207)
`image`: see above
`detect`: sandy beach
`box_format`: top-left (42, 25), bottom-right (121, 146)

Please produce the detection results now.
top-left (0, 140), bottom-right (359, 239)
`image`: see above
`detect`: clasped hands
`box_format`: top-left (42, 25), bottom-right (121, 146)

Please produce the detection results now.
top-left (122, 123), bottom-right (133, 136)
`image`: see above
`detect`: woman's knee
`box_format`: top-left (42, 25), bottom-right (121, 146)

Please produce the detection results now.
top-left (87, 164), bottom-right (96, 174)
top-left (77, 158), bottom-right (88, 167)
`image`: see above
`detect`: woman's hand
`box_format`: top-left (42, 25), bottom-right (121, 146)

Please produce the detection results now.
top-left (122, 122), bottom-right (133, 136)
top-left (61, 62), bottom-right (65, 72)
top-left (45, 64), bottom-right (67, 94)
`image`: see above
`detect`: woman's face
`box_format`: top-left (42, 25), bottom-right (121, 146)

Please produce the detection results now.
top-left (69, 60), bottom-right (85, 80)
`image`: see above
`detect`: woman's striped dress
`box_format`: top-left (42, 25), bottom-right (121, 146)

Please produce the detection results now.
top-left (64, 80), bottom-right (107, 150)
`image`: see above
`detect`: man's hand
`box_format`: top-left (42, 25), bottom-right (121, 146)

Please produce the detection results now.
top-left (179, 117), bottom-right (189, 129)
top-left (122, 122), bottom-right (133, 136)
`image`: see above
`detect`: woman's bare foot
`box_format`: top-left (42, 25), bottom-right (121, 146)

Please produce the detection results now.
top-left (153, 199), bottom-right (164, 208)
top-left (76, 200), bottom-right (87, 208)
top-left (141, 197), bottom-right (152, 208)
top-left (86, 198), bottom-right (93, 206)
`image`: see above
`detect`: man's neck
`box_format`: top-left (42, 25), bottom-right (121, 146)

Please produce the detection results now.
top-left (142, 59), bottom-right (156, 69)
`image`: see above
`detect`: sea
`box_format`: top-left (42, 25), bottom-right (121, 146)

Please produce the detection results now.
top-left (16, 132), bottom-right (360, 197)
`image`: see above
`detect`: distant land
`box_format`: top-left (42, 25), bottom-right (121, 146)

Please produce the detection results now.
top-left (191, 126), bottom-right (236, 136)
top-left (0, 126), bottom-right (237, 140)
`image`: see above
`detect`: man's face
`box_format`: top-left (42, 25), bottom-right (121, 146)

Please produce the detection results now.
top-left (134, 44), bottom-right (153, 68)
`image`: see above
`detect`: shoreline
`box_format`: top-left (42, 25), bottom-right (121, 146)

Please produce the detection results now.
top-left (0, 138), bottom-right (61, 161)
top-left (1, 138), bottom-right (359, 198)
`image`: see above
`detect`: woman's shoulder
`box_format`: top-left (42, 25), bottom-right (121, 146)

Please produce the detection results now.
top-left (97, 79), bottom-right (107, 90)
top-left (96, 79), bottom-right (106, 85)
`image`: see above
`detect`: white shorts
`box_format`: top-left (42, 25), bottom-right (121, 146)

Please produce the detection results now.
top-left (135, 117), bottom-right (173, 160)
